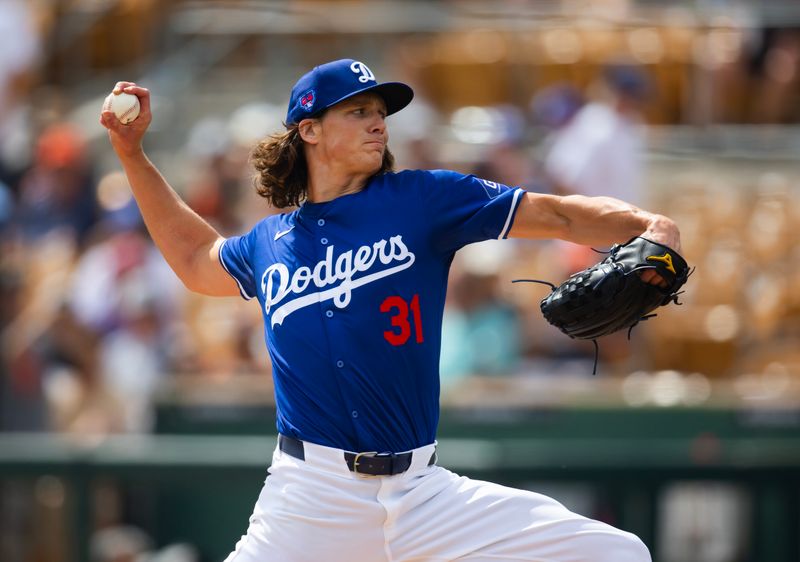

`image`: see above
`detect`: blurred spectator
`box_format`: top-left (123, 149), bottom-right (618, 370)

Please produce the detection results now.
top-left (0, 266), bottom-right (49, 431)
top-left (185, 146), bottom-right (253, 235)
top-left (15, 123), bottom-right (98, 246)
top-left (530, 67), bottom-right (653, 364)
top-left (531, 83), bottom-right (584, 131)
top-left (0, 179), bottom-right (13, 231)
top-left (441, 241), bottom-right (522, 388)
top-left (539, 65), bottom-right (651, 206)
top-left (474, 141), bottom-right (538, 192)
top-left (98, 295), bottom-right (168, 432)
top-left (66, 202), bottom-right (183, 431)
top-left (0, 0), bottom-right (40, 187)
top-left (400, 137), bottom-right (440, 171)
top-left (530, 84), bottom-right (584, 197)
top-left (38, 304), bottom-right (126, 436)
top-left (748, 28), bottom-right (800, 123)
top-left (184, 117), bottom-right (246, 234)
top-left (68, 202), bottom-right (181, 335)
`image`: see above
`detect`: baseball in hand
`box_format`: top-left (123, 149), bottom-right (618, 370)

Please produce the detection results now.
top-left (103, 91), bottom-right (140, 124)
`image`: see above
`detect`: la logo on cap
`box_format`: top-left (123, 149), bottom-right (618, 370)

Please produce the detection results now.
top-left (300, 90), bottom-right (315, 111)
top-left (350, 61), bottom-right (376, 83)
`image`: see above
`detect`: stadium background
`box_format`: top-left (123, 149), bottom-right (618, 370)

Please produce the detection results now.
top-left (0, 1), bottom-right (799, 561)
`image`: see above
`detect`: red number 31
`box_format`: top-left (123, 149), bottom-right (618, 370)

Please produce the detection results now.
top-left (380, 294), bottom-right (424, 346)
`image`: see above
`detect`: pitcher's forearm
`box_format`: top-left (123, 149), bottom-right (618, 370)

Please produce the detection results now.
top-left (101, 82), bottom-right (238, 296)
top-left (510, 192), bottom-right (681, 251)
top-left (118, 149), bottom-right (222, 282)
top-left (555, 195), bottom-right (676, 247)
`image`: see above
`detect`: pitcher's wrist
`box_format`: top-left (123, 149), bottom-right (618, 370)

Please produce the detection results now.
top-left (116, 146), bottom-right (148, 165)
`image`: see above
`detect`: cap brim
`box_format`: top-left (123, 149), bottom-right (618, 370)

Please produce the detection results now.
top-left (324, 82), bottom-right (414, 118)
top-left (371, 82), bottom-right (415, 116)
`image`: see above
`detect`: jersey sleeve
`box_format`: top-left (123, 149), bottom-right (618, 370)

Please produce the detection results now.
top-left (422, 169), bottom-right (526, 254)
top-left (218, 229), bottom-right (258, 300)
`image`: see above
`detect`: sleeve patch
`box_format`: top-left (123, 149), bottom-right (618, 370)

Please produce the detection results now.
top-left (480, 179), bottom-right (502, 199)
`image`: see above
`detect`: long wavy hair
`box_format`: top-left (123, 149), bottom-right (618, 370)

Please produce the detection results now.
top-left (250, 121), bottom-right (396, 209)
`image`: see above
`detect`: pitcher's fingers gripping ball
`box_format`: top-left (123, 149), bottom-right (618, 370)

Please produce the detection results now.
top-left (103, 90), bottom-right (140, 124)
top-left (516, 237), bottom-right (690, 372)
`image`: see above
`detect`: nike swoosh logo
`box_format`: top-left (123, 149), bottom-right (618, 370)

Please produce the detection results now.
top-left (274, 226), bottom-right (295, 241)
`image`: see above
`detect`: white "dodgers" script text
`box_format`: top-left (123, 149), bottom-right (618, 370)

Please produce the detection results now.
top-left (261, 235), bottom-right (415, 327)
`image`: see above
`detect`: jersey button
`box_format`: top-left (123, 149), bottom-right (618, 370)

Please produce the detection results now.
top-left (317, 219), bottom-right (325, 226)
top-left (325, 310), bottom-right (333, 318)
top-left (320, 237), bottom-right (328, 245)
top-left (336, 360), bottom-right (344, 368)
top-left (351, 410), bottom-right (359, 419)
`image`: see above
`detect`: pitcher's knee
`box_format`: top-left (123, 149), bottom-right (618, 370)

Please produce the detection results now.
top-left (594, 530), bottom-right (651, 562)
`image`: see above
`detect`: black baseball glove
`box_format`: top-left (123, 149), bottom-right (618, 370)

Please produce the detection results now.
top-left (515, 237), bottom-right (690, 372)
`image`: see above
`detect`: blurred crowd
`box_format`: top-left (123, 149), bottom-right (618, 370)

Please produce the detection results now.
top-left (0, 0), bottom-right (799, 441)
top-left (0, 49), bottom-right (662, 440)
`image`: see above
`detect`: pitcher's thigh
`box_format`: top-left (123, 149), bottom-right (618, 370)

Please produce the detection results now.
top-left (224, 468), bottom-right (388, 562)
top-left (458, 515), bottom-right (651, 562)
top-left (395, 470), bottom-right (650, 562)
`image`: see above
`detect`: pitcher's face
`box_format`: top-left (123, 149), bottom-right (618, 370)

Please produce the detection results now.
top-left (308, 93), bottom-right (388, 176)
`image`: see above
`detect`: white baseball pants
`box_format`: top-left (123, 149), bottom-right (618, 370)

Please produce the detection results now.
top-left (223, 439), bottom-right (650, 562)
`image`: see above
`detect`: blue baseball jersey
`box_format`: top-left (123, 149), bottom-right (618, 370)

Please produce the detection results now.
top-left (220, 169), bottom-right (525, 452)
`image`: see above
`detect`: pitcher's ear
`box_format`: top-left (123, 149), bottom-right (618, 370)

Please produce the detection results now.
top-left (298, 119), bottom-right (320, 144)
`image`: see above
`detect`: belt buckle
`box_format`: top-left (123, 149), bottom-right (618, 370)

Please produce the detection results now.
top-left (353, 451), bottom-right (379, 476)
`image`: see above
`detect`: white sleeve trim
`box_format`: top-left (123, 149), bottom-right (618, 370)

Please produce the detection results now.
top-left (218, 239), bottom-right (256, 301)
top-left (497, 188), bottom-right (525, 240)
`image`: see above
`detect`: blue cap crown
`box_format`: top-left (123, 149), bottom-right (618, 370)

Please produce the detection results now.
top-left (286, 59), bottom-right (414, 125)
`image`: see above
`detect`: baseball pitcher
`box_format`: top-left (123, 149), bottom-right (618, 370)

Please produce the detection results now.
top-left (101, 59), bottom-right (681, 562)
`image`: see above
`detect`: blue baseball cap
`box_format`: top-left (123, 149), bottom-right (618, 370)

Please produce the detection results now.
top-left (285, 59), bottom-right (414, 125)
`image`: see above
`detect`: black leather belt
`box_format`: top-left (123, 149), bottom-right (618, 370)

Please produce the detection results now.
top-left (278, 434), bottom-right (436, 476)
